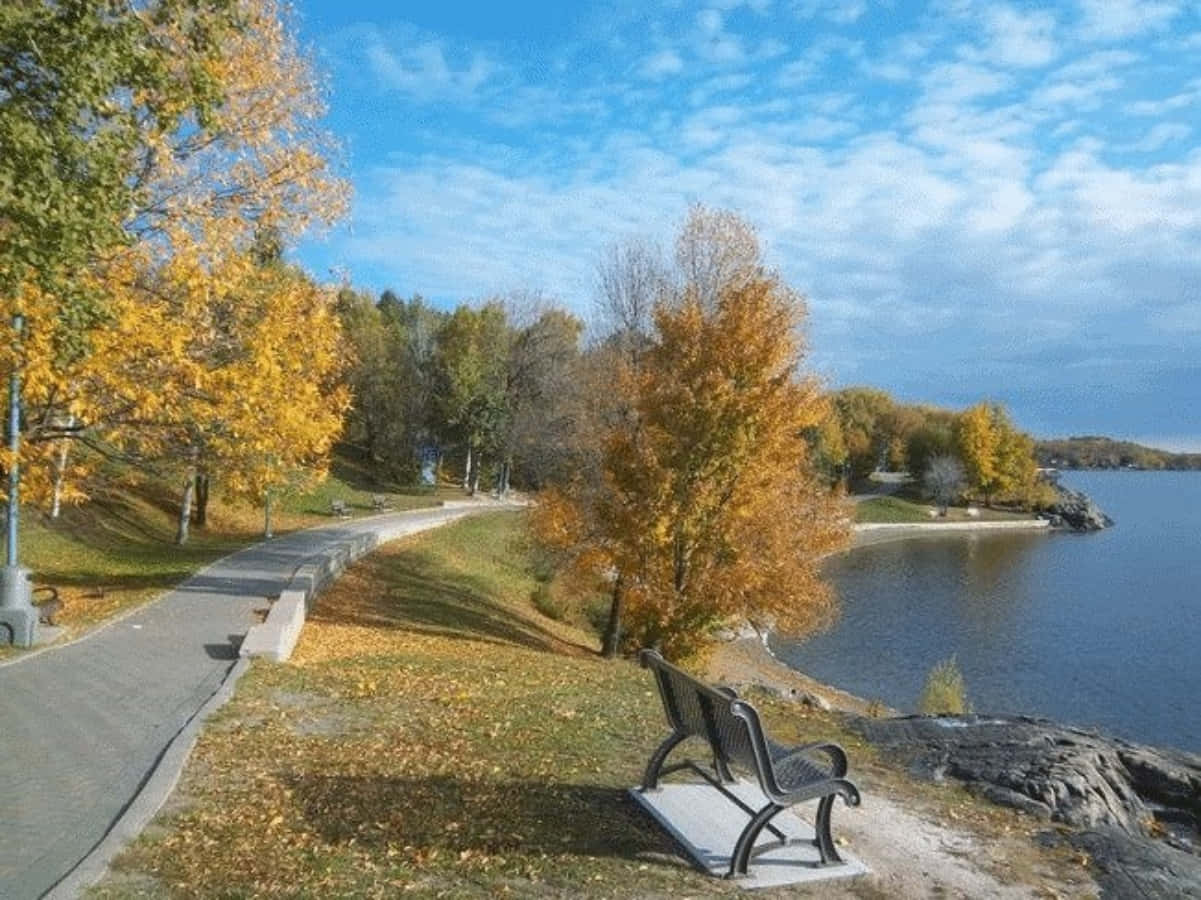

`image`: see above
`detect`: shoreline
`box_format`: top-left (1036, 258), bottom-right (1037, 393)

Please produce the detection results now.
top-left (709, 518), bottom-right (1051, 713)
top-left (851, 518), bottom-right (1049, 548)
top-left (706, 633), bottom-right (890, 716)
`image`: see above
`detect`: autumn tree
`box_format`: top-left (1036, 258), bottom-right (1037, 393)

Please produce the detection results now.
top-left (674, 204), bottom-right (759, 311)
top-left (537, 210), bottom-right (849, 658)
top-left (2, 0), bottom-right (348, 534)
top-left (832, 387), bottom-right (896, 481)
top-left (338, 290), bottom-right (444, 480)
top-left (956, 402), bottom-right (1036, 507)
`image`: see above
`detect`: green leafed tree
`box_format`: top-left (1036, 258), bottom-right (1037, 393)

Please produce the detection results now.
top-left (0, 0), bottom-right (239, 342)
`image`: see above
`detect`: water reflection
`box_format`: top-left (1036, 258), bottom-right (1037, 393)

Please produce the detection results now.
top-left (773, 473), bottom-right (1201, 752)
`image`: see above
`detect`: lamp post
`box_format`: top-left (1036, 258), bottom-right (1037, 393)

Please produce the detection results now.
top-left (0, 313), bottom-right (36, 646)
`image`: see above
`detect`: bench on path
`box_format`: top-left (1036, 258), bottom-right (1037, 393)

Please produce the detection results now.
top-left (370, 494), bottom-right (392, 512)
top-left (637, 648), bottom-right (861, 878)
top-left (330, 499), bottom-right (351, 519)
top-left (32, 586), bottom-right (63, 626)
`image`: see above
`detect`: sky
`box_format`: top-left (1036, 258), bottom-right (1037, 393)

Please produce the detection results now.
top-left (291, 0), bottom-right (1201, 450)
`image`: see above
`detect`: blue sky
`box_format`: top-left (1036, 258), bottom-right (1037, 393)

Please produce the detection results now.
top-left (292, 0), bottom-right (1201, 450)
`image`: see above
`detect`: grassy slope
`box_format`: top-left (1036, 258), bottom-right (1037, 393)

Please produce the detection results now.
top-left (855, 495), bottom-right (1033, 524)
top-left (90, 511), bottom-right (1080, 899)
top-left (11, 447), bottom-right (447, 646)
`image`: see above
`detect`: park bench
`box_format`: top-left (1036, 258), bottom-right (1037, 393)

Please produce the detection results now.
top-left (370, 494), bottom-right (391, 512)
top-left (638, 648), bottom-right (861, 878)
top-left (32, 586), bottom-right (63, 626)
top-left (330, 499), bottom-right (351, 518)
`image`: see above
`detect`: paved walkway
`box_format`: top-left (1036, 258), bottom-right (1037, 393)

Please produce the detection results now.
top-left (0, 503), bottom-right (504, 900)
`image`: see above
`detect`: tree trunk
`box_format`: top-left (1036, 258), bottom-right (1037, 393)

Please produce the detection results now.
top-left (463, 444), bottom-right (472, 491)
top-left (602, 574), bottom-right (624, 659)
top-left (50, 439), bottom-right (70, 519)
top-left (468, 450), bottom-right (480, 497)
top-left (263, 493), bottom-right (273, 539)
top-left (176, 473), bottom-right (195, 545)
top-left (194, 472), bottom-right (210, 527)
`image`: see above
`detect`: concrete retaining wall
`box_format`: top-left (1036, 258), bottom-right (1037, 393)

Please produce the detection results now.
top-left (239, 507), bottom-right (484, 663)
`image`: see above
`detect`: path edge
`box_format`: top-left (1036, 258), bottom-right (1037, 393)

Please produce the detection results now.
top-left (43, 657), bottom-right (252, 900)
top-left (41, 502), bottom-right (523, 897)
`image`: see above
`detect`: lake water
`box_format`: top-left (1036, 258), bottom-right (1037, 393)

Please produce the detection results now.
top-left (773, 472), bottom-right (1201, 752)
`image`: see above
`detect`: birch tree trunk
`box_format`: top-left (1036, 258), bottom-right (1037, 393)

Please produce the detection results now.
top-left (50, 439), bottom-right (70, 519)
top-left (176, 449), bottom-right (199, 545)
top-left (601, 574), bottom-right (624, 659)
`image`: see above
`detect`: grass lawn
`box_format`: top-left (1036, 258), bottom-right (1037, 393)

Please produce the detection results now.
top-left (855, 496), bottom-right (1035, 524)
top-left (89, 511), bottom-right (1080, 899)
top-left (6, 451), bottom-right (451, 653)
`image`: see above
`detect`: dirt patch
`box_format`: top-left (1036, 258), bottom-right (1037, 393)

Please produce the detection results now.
top-left (707, 638), bottom-right (1100, 898)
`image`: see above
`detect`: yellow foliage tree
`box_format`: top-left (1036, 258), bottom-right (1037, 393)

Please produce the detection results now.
top-left (956, 402), bottom-right (1000, 505)
top-left (605, 277), bottom-right (849, 657)
top-left (0, 0), bottom-right (348, 538)
top-left (956, 402), bottom-right (1037, 507)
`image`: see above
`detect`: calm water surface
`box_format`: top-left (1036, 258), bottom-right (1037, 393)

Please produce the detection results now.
top-left (773, 472), bottom-right (1201, 752)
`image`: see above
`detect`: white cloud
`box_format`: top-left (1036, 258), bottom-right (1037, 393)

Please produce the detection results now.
top-left (791, 0), bottom-right (866, 24)
top-left (310, 2), bottom-right (1201, 439)
top-left (981, 5), bottom-right (1058, 67)
top-left (1122, 122), bottom-right (1191, 153)
top-left (640, 49), bottom-right (685, 79)
top-left (696, 9), bottom-right (724, 35)
top-left (346, 25), bottom-right (497, 102)
top-left (1076, 0), bottom-right (1181, 41)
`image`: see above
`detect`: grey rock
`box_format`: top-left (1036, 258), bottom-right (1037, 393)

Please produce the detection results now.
top-left (847, 714), bottom-right (1201, 897)
top-left (1044, 484), bottom-right (1114, 531)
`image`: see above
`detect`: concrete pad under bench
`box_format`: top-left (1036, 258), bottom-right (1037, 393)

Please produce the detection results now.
top-left (630, 779), bottom-right (868, 890)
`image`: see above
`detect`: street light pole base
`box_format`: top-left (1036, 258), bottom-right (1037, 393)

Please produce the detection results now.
top-left (0, 565), bottom-right (36, 647)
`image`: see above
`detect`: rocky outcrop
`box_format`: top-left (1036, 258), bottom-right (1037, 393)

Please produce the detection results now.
top-left (848, 714), bottom-right (1201, 897)
top-left (1043, 484), bottom-right (1114, 531)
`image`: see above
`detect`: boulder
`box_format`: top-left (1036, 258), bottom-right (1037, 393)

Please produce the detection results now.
top-left (847, 714), bottom-right (1201, 898)
top-left (1044, 485), bottom-right (1114, 531)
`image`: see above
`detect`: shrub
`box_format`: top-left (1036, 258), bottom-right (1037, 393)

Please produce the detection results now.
top-left (918, 656), bottom-right (972, 715)
top-left (529, 583), bottom-right (566, 621)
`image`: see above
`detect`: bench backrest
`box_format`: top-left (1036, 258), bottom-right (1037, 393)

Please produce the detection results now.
top-left (640, 649), bottom-right (760, 775)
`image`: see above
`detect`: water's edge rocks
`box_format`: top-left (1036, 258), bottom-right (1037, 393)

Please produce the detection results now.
top-left (846, 714), bottom-right (1201, 897)
top-left (1044, 483), bottom-right (1114, 531)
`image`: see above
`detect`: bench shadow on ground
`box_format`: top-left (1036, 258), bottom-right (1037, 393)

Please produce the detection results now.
top-left (307, 549), bottom-right (594, 657)
top-left (285, 773), bottom-right (674, 863)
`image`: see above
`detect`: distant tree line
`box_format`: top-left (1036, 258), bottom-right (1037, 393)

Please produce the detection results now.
top-left (1035, 437), bottom-right (1201, 471)
top-left (812, 387), bottom-right (1051, 510)
top-left (334, 289), bottom-right (584, 495)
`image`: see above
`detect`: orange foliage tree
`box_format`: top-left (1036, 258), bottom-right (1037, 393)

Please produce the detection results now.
top-left (535, 209), bottom-right (850, 658)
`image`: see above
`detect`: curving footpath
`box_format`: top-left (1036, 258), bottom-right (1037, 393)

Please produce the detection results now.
top-left (0, 501), bottom-right (512, 900)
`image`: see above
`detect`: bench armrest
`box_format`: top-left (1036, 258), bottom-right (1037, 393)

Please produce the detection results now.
top-left (773, 741), bottom-right (848, 777)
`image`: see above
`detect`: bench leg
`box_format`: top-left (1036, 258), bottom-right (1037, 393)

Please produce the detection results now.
top-left (814, 794), bottom-right (842, 865)
top-left (728, 802), bottom-right (784, 877)
top-left (642, 731), bottom-right (687, 790)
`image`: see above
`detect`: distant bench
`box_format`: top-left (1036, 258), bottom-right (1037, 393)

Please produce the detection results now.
top-left (33, 586), bottom-right (63, 626)
top-left (330, 499), bottom-right (351, 518)
top-left (638, 648), bottom-right (860, 878)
